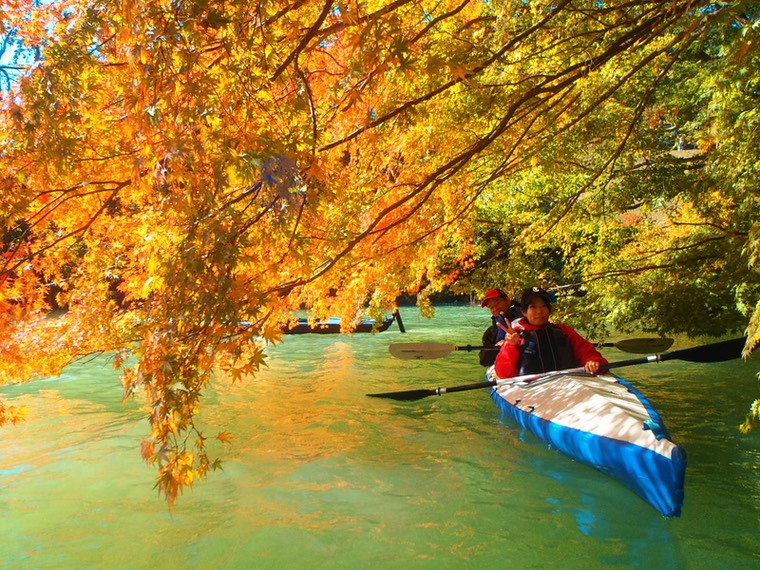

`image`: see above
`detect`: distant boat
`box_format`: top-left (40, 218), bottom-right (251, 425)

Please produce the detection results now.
top-left (281, 310), bottom-right (404, 335)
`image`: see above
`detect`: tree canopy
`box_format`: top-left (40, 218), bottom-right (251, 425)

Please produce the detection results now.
top-left (1, 0), bottom-right (758, 502)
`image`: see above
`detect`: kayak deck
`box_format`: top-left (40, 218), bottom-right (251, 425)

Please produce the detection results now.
top-left (487, 369), bottom-right (686, 516)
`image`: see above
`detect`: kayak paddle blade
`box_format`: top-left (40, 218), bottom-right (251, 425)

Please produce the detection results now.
top-left (366, 388), bottom-right (439, 401)
top-left (610, 337), bottom-right (674, 353)
top-left (665, 337), bottom-right (746, 363)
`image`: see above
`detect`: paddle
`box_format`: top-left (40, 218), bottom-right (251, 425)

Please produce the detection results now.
top-left (369, 337), bottom-right (746, 401)
top-left (388, 337), bottom-right (674, 360)
top-left (393, 308), bottom-right (406, 333)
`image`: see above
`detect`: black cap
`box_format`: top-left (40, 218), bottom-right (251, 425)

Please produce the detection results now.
top-left (520, 287), bottom-right (552, 308)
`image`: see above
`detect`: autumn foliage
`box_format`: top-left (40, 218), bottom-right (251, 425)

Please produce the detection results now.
top-left (1, 1), bottom-right (758, 502)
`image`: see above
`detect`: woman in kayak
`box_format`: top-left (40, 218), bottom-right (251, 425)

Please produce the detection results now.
top-left (494, 287), bottom-right (608, 378)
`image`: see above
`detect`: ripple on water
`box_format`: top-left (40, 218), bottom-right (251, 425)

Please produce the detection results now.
top-left (1, 309), bottom-right (759, 568)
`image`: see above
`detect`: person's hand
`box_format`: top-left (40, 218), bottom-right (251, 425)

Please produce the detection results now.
top-left (505, 331), bottom-right (521, 345)
top-left (497, 322), bottom-right (521, 345)
top-left (584, 360), bottom-right (601, 374)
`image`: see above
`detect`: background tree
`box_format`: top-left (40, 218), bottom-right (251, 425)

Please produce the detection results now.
top-left (1, 1), bottom-right (757, 501)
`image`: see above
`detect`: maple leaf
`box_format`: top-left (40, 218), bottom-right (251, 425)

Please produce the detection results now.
top-left (216, 431), bottom-right (234, 444)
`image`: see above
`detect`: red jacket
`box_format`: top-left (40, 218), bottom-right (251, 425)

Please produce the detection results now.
top-left (494, 318), bottom-right (608, 378)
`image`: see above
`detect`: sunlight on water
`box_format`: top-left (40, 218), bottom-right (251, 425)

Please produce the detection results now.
top-left (1, 306), bottom-right (759, 568)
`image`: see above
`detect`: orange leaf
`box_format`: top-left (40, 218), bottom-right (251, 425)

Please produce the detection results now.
top-left (216, 431), bottom-right (234, 444)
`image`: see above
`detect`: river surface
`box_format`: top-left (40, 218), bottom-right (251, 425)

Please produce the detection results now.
top-left (1, 306), bottom-right (759, 568)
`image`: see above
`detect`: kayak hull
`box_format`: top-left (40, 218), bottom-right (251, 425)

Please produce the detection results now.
top-left (487, 369), bottom-right (686, 516)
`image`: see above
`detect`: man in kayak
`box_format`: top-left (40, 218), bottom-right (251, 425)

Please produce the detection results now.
top-left (494, 287), bottom-right (607, 378)
top-left (479, 288), bottom-right (522, 367)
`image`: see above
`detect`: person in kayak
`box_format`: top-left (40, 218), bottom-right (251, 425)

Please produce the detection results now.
top-left (479, 288), bottom-right (522, 367)
top-left (494, 286), bottom-right (607, 378)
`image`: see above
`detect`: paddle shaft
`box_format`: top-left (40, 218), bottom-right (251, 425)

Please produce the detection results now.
top-left (393, 309), bottom-right (406, 333)
top-left (369, 358), bottom-right (655, 400)
top-left (389, 337), bottom-right (674, 360)
top-left (448, 339), bottom-right (744, 393)
top-left (369, 337), bottom-right (746, 400)
top-left (436, 359), bottom-right (652, 396)
top-left (439, 340), bottom-right (746, 395)
top-left (446, 342), bottom-right (653, 352)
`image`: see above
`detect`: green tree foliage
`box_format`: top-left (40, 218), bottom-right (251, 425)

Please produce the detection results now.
top-left (1, 1), bottom-right (758, 500)
top-left (465, 4), bottom-right (760, 339)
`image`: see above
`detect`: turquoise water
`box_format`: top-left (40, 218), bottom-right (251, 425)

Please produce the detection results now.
top-left (1, 306), bottom-right (759, 568)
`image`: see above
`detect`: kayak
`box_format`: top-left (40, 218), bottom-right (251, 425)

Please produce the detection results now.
top-left (372, 338), bottom-right (743, 514)
top-left (486, 367), bottom-right (686, 517)
top-left (282, 315), bottom-right (395, 334)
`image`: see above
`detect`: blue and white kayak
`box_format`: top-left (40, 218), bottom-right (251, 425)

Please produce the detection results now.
top-left (486, 367), bottom-right (686, 517)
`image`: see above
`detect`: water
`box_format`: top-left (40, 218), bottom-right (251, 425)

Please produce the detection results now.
top-left (1, 306), bottom-right (759, 568)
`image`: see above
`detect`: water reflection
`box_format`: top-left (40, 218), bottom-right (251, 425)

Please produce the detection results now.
top-left (1, 307), bottom-right (758, 568)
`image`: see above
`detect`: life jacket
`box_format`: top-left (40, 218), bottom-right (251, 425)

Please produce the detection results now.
top-left (479, 323), bottom-right (499, 367)
top-left (518, 325), bottom-right (576, 375)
